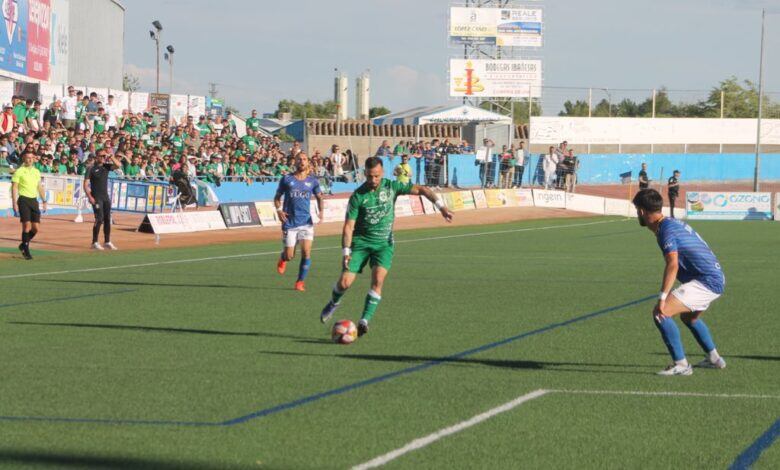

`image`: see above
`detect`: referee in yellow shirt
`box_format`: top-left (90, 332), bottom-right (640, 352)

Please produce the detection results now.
top-left (11, 151), bottom-right (47, 260)
top-left (393, 154), bottom-right (412, 184)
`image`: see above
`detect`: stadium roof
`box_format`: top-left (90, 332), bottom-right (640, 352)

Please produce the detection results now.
top-left (371, 104), bottom-right (512, 126)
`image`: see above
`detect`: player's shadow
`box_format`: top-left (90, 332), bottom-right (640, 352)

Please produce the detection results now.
top-left (9, 321), bottom-right (320, 342)
top-left (259, 351), bottom-right (655, 375)
top-left (0, 449), bottom-right (237, 470)
top-left (651, 352), bottom-right (780, 362)
top-left (37, 278), bottom-right (285, 290)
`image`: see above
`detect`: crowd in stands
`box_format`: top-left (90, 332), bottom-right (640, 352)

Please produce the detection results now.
top-left (1, 88), bottom-right (578, 193)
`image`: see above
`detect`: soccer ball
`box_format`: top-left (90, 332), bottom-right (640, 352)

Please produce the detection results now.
top-left (332, 320), bottom-right (358, 344)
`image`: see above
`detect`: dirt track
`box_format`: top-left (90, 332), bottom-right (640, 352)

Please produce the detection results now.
top-left (4, 181), bottom-right (775, 256)
top-left (0, 206), bottom-right (591, 255)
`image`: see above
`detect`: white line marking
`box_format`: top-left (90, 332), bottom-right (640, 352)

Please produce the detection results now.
top-left (0, 219), bottom-right (623, 280)
top-left (549, 389), bottom-right (780, 400)
top-left (351, 389), bottom-right (549, 470)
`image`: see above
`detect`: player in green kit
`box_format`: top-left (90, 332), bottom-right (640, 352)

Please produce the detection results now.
top-left (319, 156), bottom-right (454, 336)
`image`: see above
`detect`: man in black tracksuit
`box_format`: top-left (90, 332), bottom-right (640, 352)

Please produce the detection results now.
top-left (667, 170), bottom-right (681, 218)
top-left (83, 151), bottom-right (122, 250)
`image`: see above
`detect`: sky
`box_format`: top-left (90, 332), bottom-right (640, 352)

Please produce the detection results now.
top-left (123, 0), bottom-right (780, 117)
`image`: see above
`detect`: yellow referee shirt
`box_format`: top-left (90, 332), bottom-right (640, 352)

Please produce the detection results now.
top-left (11, 166), bottom-right (41, 199)
top-left (395, 163), bottom-right (412, 184)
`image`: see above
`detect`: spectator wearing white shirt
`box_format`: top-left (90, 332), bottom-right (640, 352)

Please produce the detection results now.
top-left (543, 146), bottom-right (560, 190)
top-left (513, 141), bottom-right (528, 188)
top-left (61, 86), bottom-right (78, 130)
top-left (329, 144), bottom-right (345, 180)
top-left (105, 94), bottom-right (119, 129)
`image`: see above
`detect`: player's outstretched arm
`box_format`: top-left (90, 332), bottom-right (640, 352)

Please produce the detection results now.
top-left (411, 185), bottom-right (453, 222)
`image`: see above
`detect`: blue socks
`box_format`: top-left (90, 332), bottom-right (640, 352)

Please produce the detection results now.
top-left (654, 316), bottom-right (686, 362)
top-left (683, 318), bottom-right (716, 354)
top-left (298, 258), bottom-right (311, 282)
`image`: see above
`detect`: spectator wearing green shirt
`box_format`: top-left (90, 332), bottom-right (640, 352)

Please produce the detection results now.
top-left (12, 96), bottom-right (27, 128)
top-left (78, 95), bottom-right (91, 128)
top-left (93, 108), bottom-right (107, 134)
top-left (197, 116), bottom-right (213, 136)
top-left (245, 109), bottom-right (261, 133)
top-left (24, 100), bottom-right (41, 132)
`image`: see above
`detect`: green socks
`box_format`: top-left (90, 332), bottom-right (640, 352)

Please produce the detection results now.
top-left (331, 285), bottom-right (345, 305)
top-left (361, 290), bottom-right (382, 322)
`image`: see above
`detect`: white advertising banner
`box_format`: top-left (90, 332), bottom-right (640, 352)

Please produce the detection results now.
top-left (188, 95), bottom-right (206, 118)
top-left (532, 189), bottom-right (565, 208)
top-left (604, 198), bottom-right (633, 217)
top-left (145, 211), bottom-right (227, 234)
top-left (530, 117), bottom-right (780, 145)
top-left (0, 182), bottom-right (11, 210)
top-left (110, 89), bottom-right (130, 113)
top-left (472, 190), bottom-right (488, 209)
top-left (686, 192), bottom-right (773, 220)
top-left (515, 188), bottom-right (534, 207)
top-left (170, 94), bottom-right (189, 125)
top-left (450, 59), bottom-right (542, 98)
top-left (565, 193), bottom-right (606, 214)
top-left (87, 87), bottom-right (109, 103)
top-left (129, 92), bottom-right (149, 113)
top-left (254, 201), bottom-right (280, 226)
top-left (322, 198), bottom-right (348, 223)
top-left (394, 195), bottom-right (414, 217)
top-left (449, 7), bottom-right (543, 47)
top-left (39, 83), bottom-right (63, 109)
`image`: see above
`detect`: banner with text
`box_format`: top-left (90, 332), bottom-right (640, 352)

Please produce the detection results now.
top-left (686, 192), bottom-right (773, 220)
top-left (219, 202), bottom-right (261, 228)
top-left (449, 7), bottom-right (543, 47)
top-left (450, 59), bottom-right (542, 98)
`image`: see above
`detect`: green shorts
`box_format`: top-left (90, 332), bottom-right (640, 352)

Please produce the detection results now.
top-left (347, 240), bottom-right (394, 273)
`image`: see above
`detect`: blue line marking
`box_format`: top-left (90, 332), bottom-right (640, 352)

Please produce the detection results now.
top-left (0, 289), bottom-right (137, 311)
top-left (0, 295), bottom-right (654, 427)
top-left (729, 419), bottom-right (780, 469)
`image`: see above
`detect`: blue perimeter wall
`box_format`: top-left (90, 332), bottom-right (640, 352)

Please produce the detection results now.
top-left (576, 153), bottom-right (780, 184)
top-left (209, 152), bottom-right (780, 202)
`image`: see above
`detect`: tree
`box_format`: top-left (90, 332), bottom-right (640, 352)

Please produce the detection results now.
top-left (275, 99), bottom-right (339, 119)
top-left (369, 106), bottom-right (391, 118)
top-left (558, 100), bottom-right (590, 117)
top-left (478, 99), bottom-right (541, 124)
top-left (123, 73), bottom-right (140, 92)
top-left (225, 105), bottom-right (240, 117)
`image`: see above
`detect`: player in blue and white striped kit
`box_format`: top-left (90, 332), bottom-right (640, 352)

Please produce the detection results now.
top-left (274, 152), bottom-right (324, 291)
top-left (632, 189), bottom-right (726, 376)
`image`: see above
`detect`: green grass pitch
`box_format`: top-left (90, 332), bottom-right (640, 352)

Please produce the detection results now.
top-left (0, 216), bottom-right (778, 469)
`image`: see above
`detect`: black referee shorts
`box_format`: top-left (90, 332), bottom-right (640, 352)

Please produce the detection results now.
top-left (92, 197), bottom-right (112, 221)
top-left (17, 196), bottom-right (41, 223)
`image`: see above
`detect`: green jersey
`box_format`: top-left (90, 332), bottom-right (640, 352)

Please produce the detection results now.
top-left (198, 123), bottom-right (212, 136)
top-left (76, 102), bottom-right (87, 123)
top-left (94, 116), bottom-right (106, 133)
top-left (241, 135), bottom-right (257, 153)
top-left (346, 178), bottom-right (413, 244)
top-left (13, 103), bottom-right (27, 124)
top-left (245, 117), bottom-right (261, 131)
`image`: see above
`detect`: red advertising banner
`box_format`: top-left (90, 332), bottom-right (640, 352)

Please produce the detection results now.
top-left (27, 0), bottom-right (50, 80)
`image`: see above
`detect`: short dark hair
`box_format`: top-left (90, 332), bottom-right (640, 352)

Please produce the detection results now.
top-left (632, 189), bottom-right (663, 213)
top-left (364, 156), bottom-right (383, 170)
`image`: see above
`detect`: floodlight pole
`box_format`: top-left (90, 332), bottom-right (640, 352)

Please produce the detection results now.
top-left (753, 8), bottom-right (766, 192)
